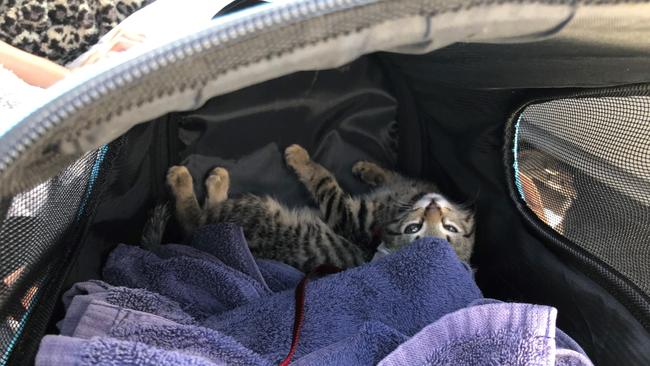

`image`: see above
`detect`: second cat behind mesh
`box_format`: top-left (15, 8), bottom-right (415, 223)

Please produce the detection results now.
top-left (167, 144), bottom-right (475, 272)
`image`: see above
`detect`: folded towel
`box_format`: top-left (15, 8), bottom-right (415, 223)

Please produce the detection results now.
top-left (103, 243), bottom-right (269, 317)
top-left (190, 224), bottom-right (304, 292)
top-left (48, 296), bottom-right (269, 365)
top-left (293, 322), bottom-right (408, 366)
top-left (190, 224), bottom-right (270, 288)
top-left (255, 258), bottom-right (304, 292)
top-left (203, 237), bottom-right (482, 362)
top-left (469, 297), bottom-right (590, 357)
top-left (190, 224), bottom-right (303, 292)
top-left (103, 224), bottom-right (303, 319)
top-left (378, 302), bottom-right (594, 366)
top-left (36, 336), bottom-right (218, 366)
top-left (55, 296), bottom-right (402, 366)
top-left (59, 280), bottom-right (196, 328)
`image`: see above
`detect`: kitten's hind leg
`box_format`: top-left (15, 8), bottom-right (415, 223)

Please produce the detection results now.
top-left (205, 167), bottom-right (230, 210)
top-left (167, 166), bottom-right (203, 236)
top-left (352, 161), bottom-right (396, 187)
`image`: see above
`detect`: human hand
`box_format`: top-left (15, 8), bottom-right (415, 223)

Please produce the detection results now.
top-left (74, 28), bottom-right (146, 67)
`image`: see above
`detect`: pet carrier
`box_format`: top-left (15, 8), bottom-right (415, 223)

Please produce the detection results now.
top-left (1, 0), bottom-right (650, 364)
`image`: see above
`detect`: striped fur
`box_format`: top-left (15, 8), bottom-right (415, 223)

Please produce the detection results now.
top-left (141, 202), bottom-right (171, 251)
top-left (166, 145), bottom-right (475, 272)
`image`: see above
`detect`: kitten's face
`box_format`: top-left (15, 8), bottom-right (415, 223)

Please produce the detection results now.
top-left (381, 193), bottom-right (475, 262)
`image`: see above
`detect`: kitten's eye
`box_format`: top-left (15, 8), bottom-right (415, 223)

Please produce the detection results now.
top-left (443, 224), bottom-right (459, 233)
top-left (403, 223), bottom-right (422, 234)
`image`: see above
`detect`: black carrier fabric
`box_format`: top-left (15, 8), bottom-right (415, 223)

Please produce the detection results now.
top-left (2, 5), bottom-right (650, 365)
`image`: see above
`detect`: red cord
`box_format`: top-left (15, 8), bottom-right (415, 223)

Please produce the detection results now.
top-left (278, 265), bottom-right (341, 366)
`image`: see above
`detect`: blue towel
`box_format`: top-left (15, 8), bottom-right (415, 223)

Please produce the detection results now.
top-left (103, 224), bottom-right (303, 319)
top-left (36, 223), bottom-right (592, 366)
top-left (189, 224), bottom-right (269, 288)
top-left (190, 224), bottom-right (303, 292)
top-left (105, 233), bottom-right (481, 362)
top-left (378, 302), bottom-right (594, 366)
top-left (201, 237), bottom-right (482, 362)
top-left (255, 258), bottom-right (304, 292)
top-left (38, 225), bottom-right (481, 365)
top-left (103, 243), bottom-right (270, 318)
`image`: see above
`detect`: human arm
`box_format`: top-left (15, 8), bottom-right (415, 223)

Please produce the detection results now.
top-left (0, 41), bottom-right (70, 88)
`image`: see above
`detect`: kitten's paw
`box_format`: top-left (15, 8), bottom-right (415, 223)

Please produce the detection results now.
top-left (285, 144), bottom-right (310, 168)
top-left (353, 161), bottom-right (386, 186)
top-left (167, 166), bottom-right (194, 195)
top-left (206, 167), bottom-right (230, 205)
top-left (206, 167), bottom-right (229, 186)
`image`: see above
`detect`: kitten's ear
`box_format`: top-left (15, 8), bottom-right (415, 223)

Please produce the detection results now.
top-left (464, 208), bottom-right (476, 224)
top-left (464, 188), bottom-right (481, 214)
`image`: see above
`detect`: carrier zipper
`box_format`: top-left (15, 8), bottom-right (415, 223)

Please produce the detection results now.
top-left (0, 0), bottom-right (375, 176)
top-left (0, 0), bottom-right (586, 196)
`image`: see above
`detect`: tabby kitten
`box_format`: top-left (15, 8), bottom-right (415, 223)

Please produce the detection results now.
top-left (167, 144), bottom-right (475, 272)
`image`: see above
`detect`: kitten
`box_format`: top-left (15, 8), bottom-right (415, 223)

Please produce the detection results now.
top-left (166, 144), bottom-right (475, 272)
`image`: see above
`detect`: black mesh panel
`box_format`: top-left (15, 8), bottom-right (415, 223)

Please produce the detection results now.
top-left (513, 95), bottom-right (650, 301)
top-left (0, 146), bottom-right (108, 365)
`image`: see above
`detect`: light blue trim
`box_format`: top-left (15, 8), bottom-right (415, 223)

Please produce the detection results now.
top-left (513, 115), bottom-right (525, 200)
top-left (0, 287), bottom-right (42, 366)
top-left (76, 145), bottom-right (109, 220)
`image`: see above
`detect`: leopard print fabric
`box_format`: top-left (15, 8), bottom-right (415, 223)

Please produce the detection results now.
top-left (0, 0), bottom-right (153, 65)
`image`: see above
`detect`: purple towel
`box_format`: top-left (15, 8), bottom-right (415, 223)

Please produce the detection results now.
top-left (469, 297), bottom-right (590, 357)
top-left (203, 237), bottom-right (482, 362)
top-left (292, 322), bottom-right (408, 366)
top-left (59, 280), bottom-right (197, 328)
top-left (378, 302), bottom-right (594, 366)
top-left (44, 296), bottom-right (269, 365)
top-left (36, 336), bottom-right (218, 366)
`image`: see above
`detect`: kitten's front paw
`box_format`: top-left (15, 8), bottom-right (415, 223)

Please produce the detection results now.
top-left (167, 166), bottom-right (193, 194)
top-left (352, 161), bottom-right (385, 186)
top-left (285, 144), bottom-right (311, 169)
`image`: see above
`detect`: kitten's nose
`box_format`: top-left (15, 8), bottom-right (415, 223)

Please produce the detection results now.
top-left (425, 200), bottom-right (440, 211)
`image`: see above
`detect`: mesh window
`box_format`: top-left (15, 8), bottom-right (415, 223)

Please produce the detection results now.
top-left (0, 146), bottom-right (108, 365)
top-left (513, 95), bottom-right (650, 299)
